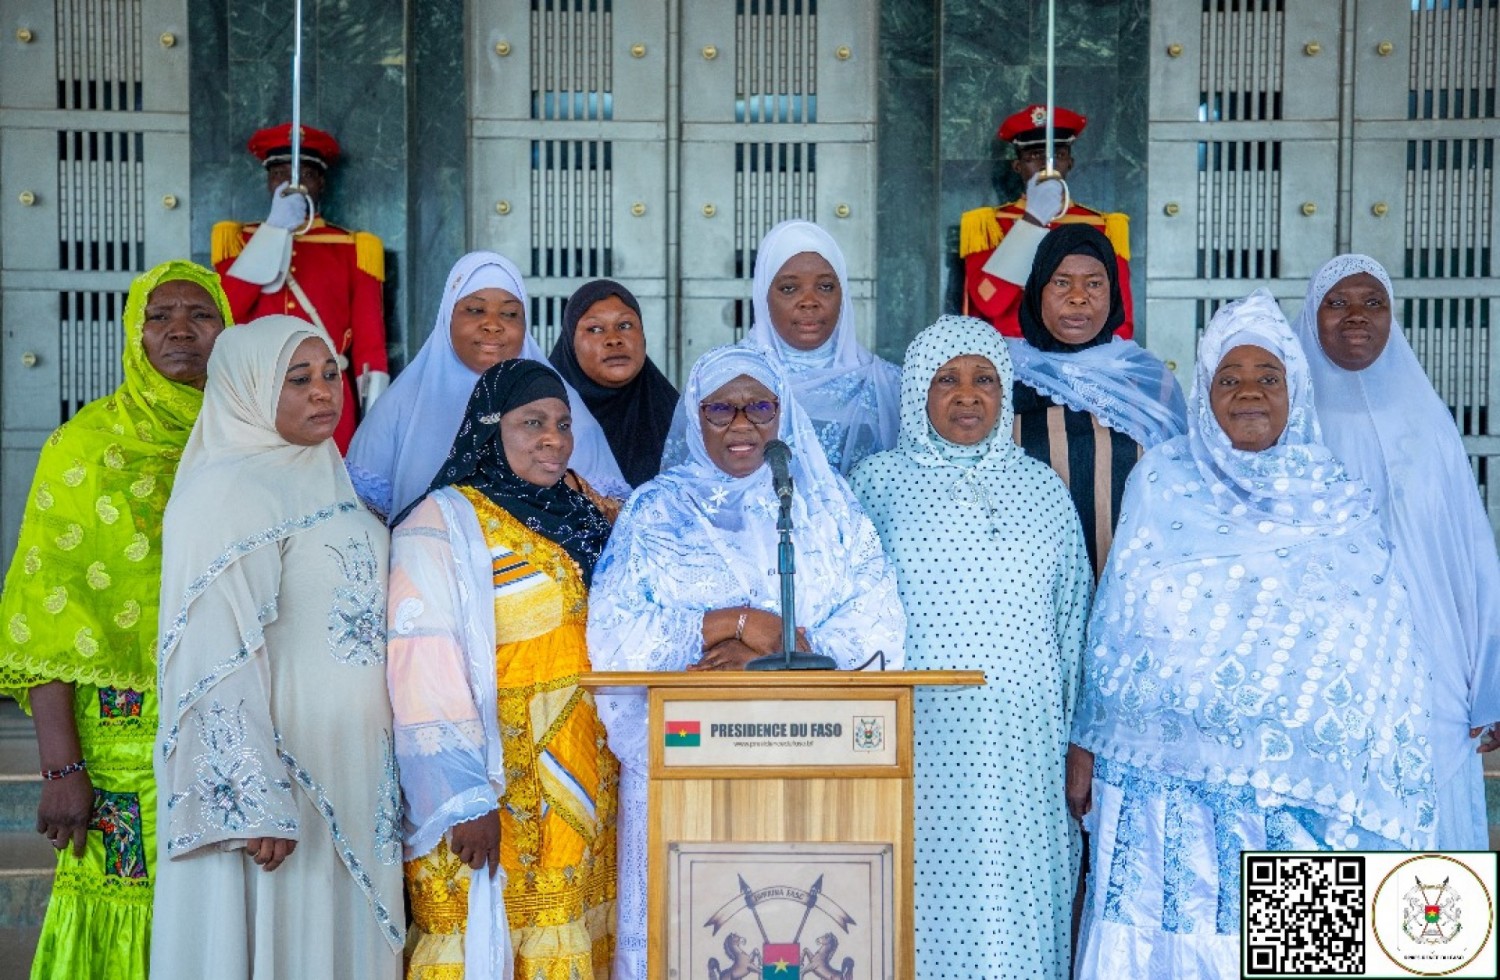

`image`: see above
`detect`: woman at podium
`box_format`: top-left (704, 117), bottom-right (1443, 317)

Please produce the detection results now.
top-left (850, 316), bottom-right (1093, 980)
top-left (587, 344), bottom-right (906, 979)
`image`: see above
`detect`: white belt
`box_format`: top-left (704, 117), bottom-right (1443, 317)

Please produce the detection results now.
top-left (285, 276), bottom-right (347, 371)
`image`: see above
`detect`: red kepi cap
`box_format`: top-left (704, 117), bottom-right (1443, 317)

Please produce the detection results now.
top-left (246, 123), bottom-right (341, 170)
top-left (997, 104), bottom-right (1088, 148)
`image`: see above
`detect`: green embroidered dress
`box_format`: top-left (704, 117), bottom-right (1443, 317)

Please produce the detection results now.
top-left (0, 261), bottom-right (232, 980)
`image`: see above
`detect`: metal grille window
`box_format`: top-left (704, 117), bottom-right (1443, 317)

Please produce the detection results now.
top-left (733, 142), bottom-right (816, 281)
top-left (1404, 138), bottom-right (1494, 278)
top-left (1200, 0), bottom-right (1285, 122)
top-left (55, 0), bottom-right (144, 112)
top-left (1197, 140), bottom-right (1282, 278)
top-left (57, 130), bottom-right (146, 273)
top-left (530, 139), bottom-right (614, 279)
top-left (530, 0), bottom-right (613, 121)
top-left (1406, 296), bottom-right (1491, 438)
top-left (59, 290), bottom-right (128, 419)
top-left (527, 294), bottom-right (571, 354)
top-left (735, 0), bottom-right (817, 123)
top-left (1409, 0), bottom-right (1498, 120)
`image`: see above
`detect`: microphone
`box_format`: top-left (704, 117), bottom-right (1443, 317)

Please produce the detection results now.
top-left (764, 440), bottom-right (793, 501)
top-left (746, 436), bottom-right (833, 671)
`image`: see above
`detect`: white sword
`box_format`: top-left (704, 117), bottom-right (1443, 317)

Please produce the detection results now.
top-left (1039, 0), bottom-right (1071, 213)
top-left (282, 0), bottom-right (315, 234)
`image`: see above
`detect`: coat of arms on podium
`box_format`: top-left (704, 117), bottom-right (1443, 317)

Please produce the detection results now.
top-left (670, 842), bottom-right (893, 980)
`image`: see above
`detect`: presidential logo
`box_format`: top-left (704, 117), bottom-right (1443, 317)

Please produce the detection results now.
top-left (1370, 851), bottom-right (1497, 976)
top-left (705, 874), bottom-right (858, 980)
top-left (852, 716), bottom-right (883, 752)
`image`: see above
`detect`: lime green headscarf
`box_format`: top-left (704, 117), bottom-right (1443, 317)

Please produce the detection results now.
top-left (0, 260), bottom-right (234, 708)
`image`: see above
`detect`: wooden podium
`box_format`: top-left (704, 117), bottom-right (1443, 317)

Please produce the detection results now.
top-left (579, 670), bottom-right (983, 980)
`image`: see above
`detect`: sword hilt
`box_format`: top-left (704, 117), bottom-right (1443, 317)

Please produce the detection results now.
top-left (278, 183), bottom-right (317, 235)
top-left (1033, 168), bottom-right (1071, 218)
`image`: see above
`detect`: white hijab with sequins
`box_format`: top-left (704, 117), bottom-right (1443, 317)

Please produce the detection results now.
top-left (1073, 290), bottom-right (1437, 849)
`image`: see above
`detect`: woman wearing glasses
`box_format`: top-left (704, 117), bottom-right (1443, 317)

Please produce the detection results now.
top-left (585, 344), bottom-right (906, 979)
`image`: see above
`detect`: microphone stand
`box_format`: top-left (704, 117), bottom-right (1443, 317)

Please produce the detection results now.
top-left (747, 476), bottom-right (836, 671)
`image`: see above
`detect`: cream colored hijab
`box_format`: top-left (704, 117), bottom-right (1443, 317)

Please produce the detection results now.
top-left (176, 315), bottom-right (355, 514)
top-left (158, 316), bottom-right (360, 698)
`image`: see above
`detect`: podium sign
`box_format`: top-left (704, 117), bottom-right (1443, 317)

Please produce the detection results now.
top-left (657, 693), bottom-right (904, 772)
top-left (580, 670), bottom-right (983, 980)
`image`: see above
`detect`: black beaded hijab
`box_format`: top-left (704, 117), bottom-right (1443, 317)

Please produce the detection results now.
top-left (1017, 224), bottom-right (1125, 354)
top-left (409, 359), bottom-right (610, 584)
top-left (548, 279), bottom-right (679, 487)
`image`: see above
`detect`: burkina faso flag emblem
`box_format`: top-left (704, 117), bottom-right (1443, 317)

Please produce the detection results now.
top-left (761, 942), bottom-right (801, 977)
top-left (664, 720), bottom-right (700, 747)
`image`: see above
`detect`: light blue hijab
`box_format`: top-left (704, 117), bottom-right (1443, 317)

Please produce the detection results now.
top-left (1073, 289), bottom-right (1436, 849)
top-left (345, 251), bottom-right (626, 522)
top-left (1292, 255), bottom-right (1500, 848)
top-left (1007, 337), bottom-right (1187, 448)
top-left (655, 344), bottom-right (855, 540)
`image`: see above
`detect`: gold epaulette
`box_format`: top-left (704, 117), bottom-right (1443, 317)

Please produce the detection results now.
top-left (354, 231), bottom-right (385, 282)
top-left (1104, 211), bottom-right (1131, 261)
top-left (211, 221), bottom-right (246, 265)
top-left (959, 206), bottom-right (1003, 258)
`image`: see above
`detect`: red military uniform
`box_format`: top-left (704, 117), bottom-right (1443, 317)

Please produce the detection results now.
top-left (959, 103), bottom-right (1134, 339)
top-left (960, 200), bottom-right (1134, 339)
top-left (211, 123), bottom-right (389, 453)
top-left (212, 217), bottom-right (387, 450)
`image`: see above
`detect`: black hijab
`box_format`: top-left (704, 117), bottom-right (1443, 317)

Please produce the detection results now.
top-left (408, 359), bottom-right (610, 585)
top-left (1016, 224), bottom-right (1126, 354)
top-left (548, 279), bottom-right (679, 487)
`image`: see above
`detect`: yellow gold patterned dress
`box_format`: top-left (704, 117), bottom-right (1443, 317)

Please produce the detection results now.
top-left (398, 487), bottom-right (617, 980)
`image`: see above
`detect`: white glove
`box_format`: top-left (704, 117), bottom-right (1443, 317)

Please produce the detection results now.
top-left (1023, 172), bottom-right (1068, 226)
top-left (358, 370), bottom-right (390, 412)
top-left (265, 181), bottom-right (311, 230)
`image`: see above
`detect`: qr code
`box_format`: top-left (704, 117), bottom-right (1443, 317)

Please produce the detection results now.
top-left (1244, 855), bottom-right (1366, 976)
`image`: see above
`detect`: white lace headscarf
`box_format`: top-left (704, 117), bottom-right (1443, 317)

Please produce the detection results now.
top-left (1073, 289), bottom-right (1437, 850)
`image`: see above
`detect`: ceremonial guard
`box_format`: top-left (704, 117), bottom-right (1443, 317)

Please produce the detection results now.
top-left (211, 123), bottom-right (389, 451)
top-left (959, 105), bottom-right (1135, 338)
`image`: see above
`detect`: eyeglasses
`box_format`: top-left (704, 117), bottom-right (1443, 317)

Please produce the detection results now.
top-left (699, 398), bottom-right (779, 428)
